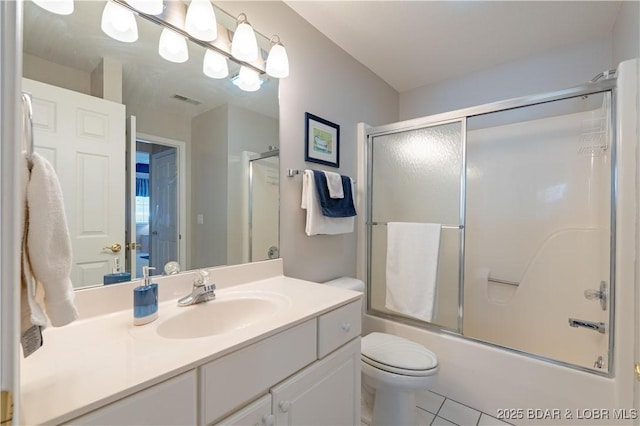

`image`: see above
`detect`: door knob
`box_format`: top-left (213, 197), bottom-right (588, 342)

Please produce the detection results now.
top-left (103, 243), bottom-right (122, 253)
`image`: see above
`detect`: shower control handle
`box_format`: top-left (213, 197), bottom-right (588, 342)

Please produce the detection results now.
top-left (584, 281), bottom-right (607, 311)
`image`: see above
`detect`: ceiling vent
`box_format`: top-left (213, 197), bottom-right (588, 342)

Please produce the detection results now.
top-left (171, 94), bottom-right (201, 106)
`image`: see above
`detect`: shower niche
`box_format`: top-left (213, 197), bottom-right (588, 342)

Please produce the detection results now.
top-left (366, 86), bottom-right (615, 374)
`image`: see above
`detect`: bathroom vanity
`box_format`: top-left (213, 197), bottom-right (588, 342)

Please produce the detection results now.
top-left (20, 260), bottom-right (362, 425)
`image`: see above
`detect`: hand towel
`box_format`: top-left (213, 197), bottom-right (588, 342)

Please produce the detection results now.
top-left (24, 152), bottom-right (79, 327)
top-left (385, 222), bottom-right (441, 322)
top-left (21, 152), bottom-right (43, 357)
top-left (324, 171), bottom-right (344, 199)
top-left (301, 170), bottom-right (354, 235)
top-left (312, 170), bottom-right (356, 218)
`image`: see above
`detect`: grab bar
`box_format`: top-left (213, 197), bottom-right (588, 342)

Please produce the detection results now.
top-left (487, 276), bottom-right (520, 287)
top-left (370, 222), bottom-right (463, 230)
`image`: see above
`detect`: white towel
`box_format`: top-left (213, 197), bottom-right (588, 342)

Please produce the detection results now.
top-left (385, 222), bottom-right (441, 322)
top-left (323, 171), bottom-right (344, 199)
top-left (301, 170), bottom-right (354, 235)
top-left (23, 152), bottom-right (79, 327)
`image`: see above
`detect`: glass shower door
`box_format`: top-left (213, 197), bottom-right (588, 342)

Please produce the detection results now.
top-left (464, 92), bottom-right (613, 372)
top-left (368, 120), bottom-right (464, 331)
top-left (248, 151), bottom-right (280, 262)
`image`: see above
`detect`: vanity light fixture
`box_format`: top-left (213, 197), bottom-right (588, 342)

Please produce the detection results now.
top-left (101, 1), bottom-right (138, 43)
top-left (185, 0), bottom-right (218, 41)
top-left (126, 0), bottom-right (163, 15)
top-left (230, 13), bottom-right (258, 62)
top-left (159, 28), bottom-right (189, 63)
top-left (32, 0), bottom-right (74, 15)
top-left (232, 66), bottom-right (262, 92)
top-left (266, 35), bottom-right (289, 79)
top-left (203, 49), bottom-right (229, 79)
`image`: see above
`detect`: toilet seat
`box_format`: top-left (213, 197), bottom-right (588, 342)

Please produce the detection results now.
top-left (361, 332), bottom-right (438, 377)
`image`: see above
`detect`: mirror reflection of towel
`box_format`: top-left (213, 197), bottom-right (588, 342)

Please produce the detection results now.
top-left (312, 170), bottom-right (356, 217)
top-left (21, 152), bottom-right (79, 350)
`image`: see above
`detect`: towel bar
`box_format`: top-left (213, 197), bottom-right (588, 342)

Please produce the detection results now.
top-left (369, 222), bottom-right (463, 230)
top-left (287, 168), bottom-right (356, 183)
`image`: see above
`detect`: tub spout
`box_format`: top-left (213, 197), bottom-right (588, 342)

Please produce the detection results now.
top-left (568, 318), bottom-right (605, 334)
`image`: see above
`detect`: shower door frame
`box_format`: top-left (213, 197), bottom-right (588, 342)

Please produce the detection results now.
top-left (365, 77), bottom-right (618, 376)
top-left (247, 148), bottom-right (280, 263)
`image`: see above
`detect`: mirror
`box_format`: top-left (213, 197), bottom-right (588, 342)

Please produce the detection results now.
top-left (22, 1), bottom-right (280, 289)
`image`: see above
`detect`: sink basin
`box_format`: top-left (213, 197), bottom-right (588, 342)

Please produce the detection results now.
top-left (156, 293), bottom-right (287, 339)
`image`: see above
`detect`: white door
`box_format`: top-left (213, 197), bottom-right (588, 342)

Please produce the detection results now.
top-left (23, 78), bottom-right (126, 288)
top-left (149, 148), bottom-right (178, 270)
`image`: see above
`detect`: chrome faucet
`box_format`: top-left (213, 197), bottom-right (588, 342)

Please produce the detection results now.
top-left (178, 270), bottom-right (216, 307)
top-left (568, 318), bottom-right (605, 334)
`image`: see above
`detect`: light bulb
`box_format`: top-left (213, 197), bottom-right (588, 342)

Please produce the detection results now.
top-left (159, 28), bottom-right (189, 63)
top-left (185, 0), bottom-right (217, 41)
top-left (126, 0), bottom-right (163, 15)
top-left (266, 38), bottom-right (289, 78)
top-left (101, 1), bottom-right (138, 43)
top-left (233, 66), bottom-right (261, 92)
top-left (231, 14), bottom-right (258, 62)
top-left (203, 50), bottom-right (228, 79)
top-left (32, 0), bottom-right (74, 15)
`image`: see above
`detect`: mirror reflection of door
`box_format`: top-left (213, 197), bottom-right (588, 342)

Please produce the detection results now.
top-left (23, 78), bottom-right (126, 288)
top-left (135, 141), bottom-right (179, 277)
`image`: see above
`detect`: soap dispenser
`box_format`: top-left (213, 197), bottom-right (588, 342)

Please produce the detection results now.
top-left (133, 266), bottom-right (158, 325)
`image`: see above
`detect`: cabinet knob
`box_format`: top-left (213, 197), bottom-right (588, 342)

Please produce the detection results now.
top-left (279, 401), bottom-right (291, 413)
top-left (261, 414), bottom-right (275, 426)
top-left (341, 322), bottom-right (351, 332)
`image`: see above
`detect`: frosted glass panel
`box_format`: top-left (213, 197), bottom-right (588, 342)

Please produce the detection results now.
top-left (371, 122), bottom-right (462, 224)
top-left (369, 121), bottom-right (463, 331)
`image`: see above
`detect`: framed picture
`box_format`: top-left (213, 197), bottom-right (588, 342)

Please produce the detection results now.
top-left (304, 112), bottom-right (340, 168)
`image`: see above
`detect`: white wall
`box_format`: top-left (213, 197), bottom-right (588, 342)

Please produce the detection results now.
top-left (399, 37), bottom-right (613, 120)
top-left (400, 2), bottom-right (639, 121)
top-left (613, 1), bottom-right (640, 65)
top-left (217, 1), bottom-right (399, 282)
top-left (23, 52), bottom-right (91, 95)
top-left (191, 105), bottom-right (228, 269)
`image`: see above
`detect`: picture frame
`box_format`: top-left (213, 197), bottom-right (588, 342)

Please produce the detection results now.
top-left (304, 112), bottom-right (340, 168)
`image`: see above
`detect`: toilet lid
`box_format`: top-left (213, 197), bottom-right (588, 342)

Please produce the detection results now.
top-left (361, 333), bottom-right (438, 375)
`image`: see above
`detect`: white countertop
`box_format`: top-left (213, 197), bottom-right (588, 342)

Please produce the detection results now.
top-left (20, 272), bottom-right (360, 425)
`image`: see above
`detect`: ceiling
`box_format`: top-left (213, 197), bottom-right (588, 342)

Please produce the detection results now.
top-left (285, 1), bottom-right (622, 93)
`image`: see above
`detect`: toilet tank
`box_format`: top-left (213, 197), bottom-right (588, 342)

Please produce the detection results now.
top-left (323, 277), bottom-right (365, 293)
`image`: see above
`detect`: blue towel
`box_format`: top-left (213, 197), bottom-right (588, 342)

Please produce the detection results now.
top-left (312, 170), bottom-right (356, 217)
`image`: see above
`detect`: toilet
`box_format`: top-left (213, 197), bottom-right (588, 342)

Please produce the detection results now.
top-left (324, 277), bottom-right (439, 426)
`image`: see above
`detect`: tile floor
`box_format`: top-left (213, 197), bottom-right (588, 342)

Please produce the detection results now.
top-left (363, 390), bottom-right (513, 426)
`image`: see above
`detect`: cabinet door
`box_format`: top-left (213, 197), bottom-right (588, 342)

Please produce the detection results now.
top-left (215, 394), bottom-right (273, 426)
top-left (271, 338), bottom-right (360, 426)
top-left (66, 371), bottom-right (197, 425)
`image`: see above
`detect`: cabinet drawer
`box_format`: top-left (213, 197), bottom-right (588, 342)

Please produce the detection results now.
top-left (201, 319), bottom-right (317, 424)
top-left (214, 394), bottom-right (272, 426)
top-left (66, 371), bottom-right (197, 425)
top-left (317, 299), bottom-right (362, 358)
